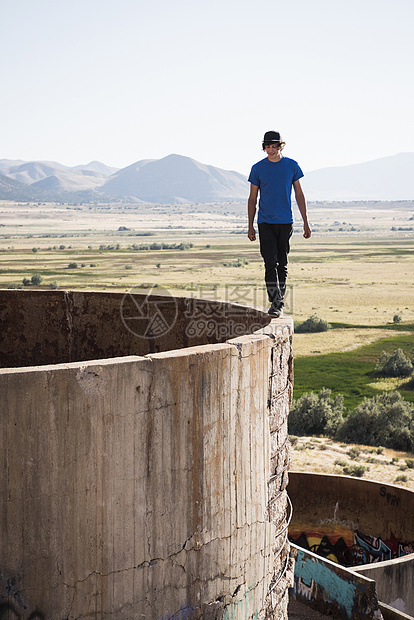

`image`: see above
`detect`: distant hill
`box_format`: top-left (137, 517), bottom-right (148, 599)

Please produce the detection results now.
top-left (302, 152), bottom-right (414, 200)
top-left (0, 173), bottom-right (54, 202)
top-left (102, 154), bottom-right (248, 202)
top-left (1, 152), bottom-right (413, 203)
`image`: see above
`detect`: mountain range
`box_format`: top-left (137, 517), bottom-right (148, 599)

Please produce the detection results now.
top-left (0, 152), bottom-right (413, 203)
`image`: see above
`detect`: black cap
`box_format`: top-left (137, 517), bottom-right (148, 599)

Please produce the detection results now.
top-left (263, 130), bottom-right (282, 143)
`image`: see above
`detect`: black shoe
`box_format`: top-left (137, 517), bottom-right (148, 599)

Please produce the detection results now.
top-left (268, 304), bottom-right (282, 317)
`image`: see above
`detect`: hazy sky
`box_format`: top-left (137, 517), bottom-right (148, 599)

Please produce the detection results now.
top-left (2, 0), bottom-right (413, 175)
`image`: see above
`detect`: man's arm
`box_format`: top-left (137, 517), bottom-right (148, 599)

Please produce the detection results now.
top-left (247, 183), bottom-right (259, 241)
top-left (293, 179), bottom-right (311, 238)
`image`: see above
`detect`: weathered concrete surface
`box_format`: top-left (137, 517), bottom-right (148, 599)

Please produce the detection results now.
top-left (0, 290), bottom-right (294, 619)
top-left (379, 602), bottom-right (414, 620)
top-left (288, 472), bottom-right (414, 619)
top-left (288, 472), bottom-right (414, 564)
top-left (0, 289), bottom-right (270, 367)
top-left (355, 555), bottom-right (414, 618)
top-left (290, 544), bottom-right (382, 620)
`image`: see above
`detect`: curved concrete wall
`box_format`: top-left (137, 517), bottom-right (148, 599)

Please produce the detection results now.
top-left (0, 290), bottom-right (294, 619)
top-left (288, 472), bottom-right (414, 566)
top-left (288, 472), bottom-right (414, 619)
top-left (0, 289), bottom-right (270, 367)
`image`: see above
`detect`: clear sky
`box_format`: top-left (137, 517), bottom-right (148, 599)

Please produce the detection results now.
top-left (1, 0), bottom-right (413, 175)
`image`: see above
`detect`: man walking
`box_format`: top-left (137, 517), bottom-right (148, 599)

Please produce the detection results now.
top-left (247, 130), bottom-right (311, 317)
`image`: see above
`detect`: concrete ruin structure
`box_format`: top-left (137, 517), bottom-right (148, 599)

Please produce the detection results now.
top-left (0, 289), bottom-right (294, 619)
top-left (288, 472), bottom-right (414, 620)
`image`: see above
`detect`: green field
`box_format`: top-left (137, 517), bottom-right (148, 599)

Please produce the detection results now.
top-left (293, 331), bottom-right (414, 410)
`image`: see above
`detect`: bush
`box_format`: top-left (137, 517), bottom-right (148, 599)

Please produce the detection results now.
top-left (338, 391), bottom-right (414, 451)
top-left (335, 459), bottom-right (347, 467)
top-left (393, 314), bottom-right (402, 324)
top-left (31, 273), bottom-right (43, 285)
top-left (405, 374), bottom-right (414, 389)
top-left (295, 314), bottom-right (329, 333)
top-left (342, 464), bottom-right (367, 477)
top-left (395, 475), bottom-right (408, 483)
top-left (375, 349), bottom-right (413, 378)
top-left (68, 262), bottom-right (78, 269)
top-left (347, 447), bottom-right (360, 460)
top-left (289, 387), bottom-right (344, 436)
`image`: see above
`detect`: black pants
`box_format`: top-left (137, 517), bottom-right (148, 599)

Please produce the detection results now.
top-left (258, 222), bottom-right (293, 307)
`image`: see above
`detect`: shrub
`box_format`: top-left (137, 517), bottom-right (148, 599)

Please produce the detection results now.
top-left (406, 459), bottom-right (414, 469)
top-left (405, 374), bottom-right (414, 389)
top-left (347, 447), bottom-right (360, 460)
top-left (31, 274), bottom-right (43, 285)
top-left (289, 387), bottom-right (344, 436)
top-left (393, 314), bottom-right (402, 324)
top-left (343, 464), bottom-right (367, 477)
top-left (395, 475), bottom-right (408, 483)
top-left (375, 349), bottom-right (413, 378)
top-left (335, 459), bottom-right (347, 467)
top-left (49, 281), bottom-right (58, 290)
top-left (338, 391), bottom-right (414, 451)
top-left (68, 262), bottom-right (78, 269)
top-left (295, 314), bottom-right (329, 333)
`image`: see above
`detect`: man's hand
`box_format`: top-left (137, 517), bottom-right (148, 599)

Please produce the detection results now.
top-left (303, 223), bottom-right (312, 239)
top-left (248, 226), bottom-right (256, 241)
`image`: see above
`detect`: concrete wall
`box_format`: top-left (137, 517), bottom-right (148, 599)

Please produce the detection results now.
top-left (288, 472), bottom-right (414, 619)
top-left (288, 472), bottom-right (414, 566)
top-left (290, 544), bottom-right (381, 619)
top-left (0, 289), bottom-right (269, 367)
top-left (0, 290), bottom-right (294, 619)
top-left (356, 555), bottom-right (414, 618)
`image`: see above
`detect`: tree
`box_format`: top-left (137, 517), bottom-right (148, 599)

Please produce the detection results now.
top-left (338, 392), bottom-right (414, 451)
top-left (289, 388), bottom-right (344, 436)
top-left (375, 349), bottom-right (413, 378)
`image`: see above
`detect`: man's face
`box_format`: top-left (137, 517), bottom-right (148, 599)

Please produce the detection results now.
top-left (265, 142), bottom-right (281, 159)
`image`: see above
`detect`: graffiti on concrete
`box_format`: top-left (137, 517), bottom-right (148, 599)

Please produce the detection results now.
top-left (291, 547), bottom-right (382, 620)
top-left (379, 485), bottom-right (401, 507)
top-left (289, 529), bottom-right (414, 566)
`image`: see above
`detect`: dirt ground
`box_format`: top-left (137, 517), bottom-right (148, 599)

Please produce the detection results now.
top-left (289, 435), bottom-right (414, 491)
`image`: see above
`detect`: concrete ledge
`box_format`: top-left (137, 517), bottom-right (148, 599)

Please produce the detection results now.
top-left (379, 602), bottom-right (414, 620)
top-left (290, 544), bottom-right (381, 619)
top-left (355, 554), bottom-right (414, 618)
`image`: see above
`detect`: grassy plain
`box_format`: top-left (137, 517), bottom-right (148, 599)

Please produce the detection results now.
top-left (1, 200), bottom-right (414, 353)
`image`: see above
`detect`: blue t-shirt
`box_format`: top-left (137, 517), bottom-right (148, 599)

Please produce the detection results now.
top-left (248, 156), bottom-right (304, 224)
